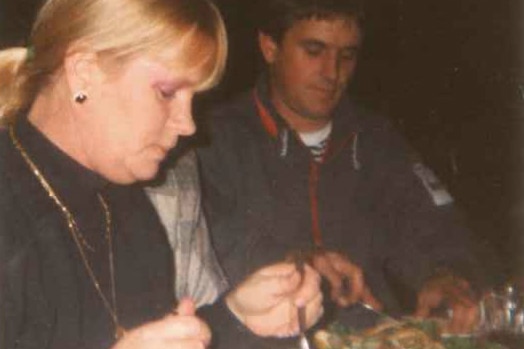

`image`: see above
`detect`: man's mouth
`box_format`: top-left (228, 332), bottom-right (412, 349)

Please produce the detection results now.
top-left (310, 87), bottom-right (338, 100)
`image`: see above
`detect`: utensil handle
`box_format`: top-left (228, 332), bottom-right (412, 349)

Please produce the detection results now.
top-left (298, 306), bottom-right (307, 332)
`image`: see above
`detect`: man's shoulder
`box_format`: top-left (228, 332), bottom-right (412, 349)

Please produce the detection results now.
top-left (204, 90), bottom-right (257, 123)
top-left (336, 98), bottom-right (399, 137)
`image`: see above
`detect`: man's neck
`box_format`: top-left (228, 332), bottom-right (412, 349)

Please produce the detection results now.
top-left (269, 92), bottom-right (331, 133)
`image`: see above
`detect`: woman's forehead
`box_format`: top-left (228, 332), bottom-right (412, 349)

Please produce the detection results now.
top-left (153, 33), bottom-right (217, 80)
top-left (124, 49), bottom-right (211, 90)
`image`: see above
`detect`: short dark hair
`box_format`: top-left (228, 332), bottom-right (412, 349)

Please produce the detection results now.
top-left (256, 0), bottom-right (365, 44)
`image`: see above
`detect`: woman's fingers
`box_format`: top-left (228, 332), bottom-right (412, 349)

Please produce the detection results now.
top-left (175, 298), bottom-right (196, 316)
top-left (111, 314), bottom-right (211, 349)
top-left (141, 315), bottom-right (210, 342)
top-left (225, 261), bottom-right (323, 338)
top-left (292, 264), bottom-right (322, 307)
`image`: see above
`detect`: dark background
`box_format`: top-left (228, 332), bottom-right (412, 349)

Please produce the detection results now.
top-left (1, 0), bottom-right (523, 278)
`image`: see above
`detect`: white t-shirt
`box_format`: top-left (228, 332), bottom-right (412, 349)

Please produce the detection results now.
top-left (298, 121), bottom-right (333, 162)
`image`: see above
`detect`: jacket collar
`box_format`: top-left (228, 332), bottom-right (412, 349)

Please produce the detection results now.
top-left (252, 75), bottom-right (361, 162)
top-left (252, 75), bottom-right (361, 139)
top-left (253, 75), bottom-right (284, 138)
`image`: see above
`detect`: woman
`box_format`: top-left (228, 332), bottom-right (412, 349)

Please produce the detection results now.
top-left (0, 0), bottom-right (322, 348)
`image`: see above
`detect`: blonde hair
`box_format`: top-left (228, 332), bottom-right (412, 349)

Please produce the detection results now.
top-left (0, 0), bottom-right (227, 122)
top-left (0, 48), bottom-right (28, 125)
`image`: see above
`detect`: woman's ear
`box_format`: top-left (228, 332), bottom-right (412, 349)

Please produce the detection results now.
top-left (258, 31), bottom-right (279, 64)
top-left (63, 45), bottom-right (101, 100)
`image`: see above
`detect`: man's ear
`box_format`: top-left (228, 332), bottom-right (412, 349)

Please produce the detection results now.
top-left (63, 45), bottom-right (101, 99)
top-left (258, 31), bottom-right (279, 64)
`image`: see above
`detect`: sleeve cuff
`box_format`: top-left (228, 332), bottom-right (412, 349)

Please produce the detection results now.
top-left (198, 296), bottom-right (297, 349)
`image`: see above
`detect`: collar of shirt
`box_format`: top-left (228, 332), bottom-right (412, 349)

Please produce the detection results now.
top-left (13, 116), bottom-right (108, 212)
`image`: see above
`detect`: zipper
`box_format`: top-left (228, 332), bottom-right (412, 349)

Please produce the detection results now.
top-left (309, 160), bottom-right (323, 247)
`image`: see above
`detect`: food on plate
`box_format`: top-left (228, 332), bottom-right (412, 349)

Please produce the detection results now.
top-left (314, 319), bottom-right (508, 349)
top-left (314, 319), bottom-right (444, 349)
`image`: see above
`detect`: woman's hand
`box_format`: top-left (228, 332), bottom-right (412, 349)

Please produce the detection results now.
top-left (111, 298), bottom-right (211, 349)
top-left (225, 262), bottom-right (323, 338)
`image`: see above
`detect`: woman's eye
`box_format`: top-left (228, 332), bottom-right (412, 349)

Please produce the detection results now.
top-left (158, 88), bottom-right (176, 100)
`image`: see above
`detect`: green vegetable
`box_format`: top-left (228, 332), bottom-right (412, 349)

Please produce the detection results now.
top-left (323, 319), bottom-right (511, 349)
top-left (442, 336), bottom-right (507, 349)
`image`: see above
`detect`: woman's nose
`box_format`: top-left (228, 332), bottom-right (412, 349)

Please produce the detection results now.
top-left (175, 110), bottom-right (196, 136)
top-left (170, 93), bottom-right (197, 136)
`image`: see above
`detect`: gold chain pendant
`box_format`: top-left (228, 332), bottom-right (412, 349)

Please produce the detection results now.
top-left (115, 325), bottom-right (127, 340)
top-left (9, 124), bottom-right (126, 342)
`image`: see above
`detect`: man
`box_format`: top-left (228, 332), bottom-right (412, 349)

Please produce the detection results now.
top-left (197, 0), bottom-right (493, 331)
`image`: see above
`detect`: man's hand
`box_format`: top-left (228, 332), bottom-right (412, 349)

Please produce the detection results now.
top-left (311, 250), bottom-right (382, 309)
top-left (111, 298), bottom-right (211, 349)
top-left (415, 270), bottom-right (479, 334)
top-left (225, 262), bottom-right (323, 338)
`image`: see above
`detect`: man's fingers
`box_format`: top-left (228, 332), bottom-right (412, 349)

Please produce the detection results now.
top-left (362, 286), bottom-right (383, 311)
top-left (414, 303), bottom-right (431, 318)
top-left (320, 265), bottom-right (344, 302)
top-left (312, 253), bottom-right (344, 301)
top-left (329, 254), bottom-right (364, 304)
top-left (445, 284), bottom-right (477, 308)
top-left (447, 304), bottom-right (480, 334)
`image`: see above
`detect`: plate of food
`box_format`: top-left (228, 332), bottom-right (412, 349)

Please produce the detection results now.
top-left (313, 318), bottom-right (509, 349)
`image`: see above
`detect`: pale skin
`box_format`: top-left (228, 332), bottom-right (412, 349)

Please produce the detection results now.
top-left (27, 41), bottom-right (323, 349)
top-left (227, 263), bottom-right (323, 337)
top-left (260, 16), bottom-right (480, 328)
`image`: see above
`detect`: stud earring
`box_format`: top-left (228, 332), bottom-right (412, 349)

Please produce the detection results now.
top-left (74, 92), bottom-right (87, 104)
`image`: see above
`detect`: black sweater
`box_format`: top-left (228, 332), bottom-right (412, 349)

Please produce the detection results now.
top-left (0, 118), bottom-right (287, 349)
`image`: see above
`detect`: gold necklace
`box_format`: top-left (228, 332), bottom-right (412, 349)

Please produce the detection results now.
top-left (9, 124), bottom-right (126, 340)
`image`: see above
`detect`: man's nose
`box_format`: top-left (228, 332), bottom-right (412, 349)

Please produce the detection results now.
top-left (322, 52), bottom-right (341, 83)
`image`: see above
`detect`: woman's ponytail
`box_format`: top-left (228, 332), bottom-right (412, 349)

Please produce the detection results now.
top-left (0, 47), bottom-right (30, 124)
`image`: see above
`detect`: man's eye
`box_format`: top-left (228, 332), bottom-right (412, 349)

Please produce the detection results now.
top-left (340, 49), bottom-right (357, 61)
top-left (303, 43), bottom-right (323, 56)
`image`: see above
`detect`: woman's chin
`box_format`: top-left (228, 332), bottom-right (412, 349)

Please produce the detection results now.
top-left (131, 163), bottom-right (161, 182)
top-left (102, 162), bottom-right (160, 185)
top-left (118, 153), bottom-right (165, 184)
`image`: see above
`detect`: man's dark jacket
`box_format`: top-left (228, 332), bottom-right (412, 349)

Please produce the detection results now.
top-left (197, 82), bottom-right (494, 313)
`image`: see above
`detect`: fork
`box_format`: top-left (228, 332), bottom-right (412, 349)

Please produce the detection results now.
top-left (297, 305), bottom-right (311, 349)
top-left (292, 251), bottom-right (312, 349)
